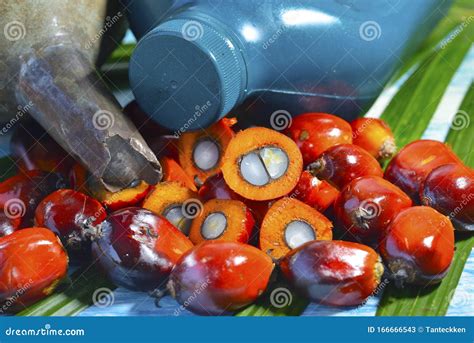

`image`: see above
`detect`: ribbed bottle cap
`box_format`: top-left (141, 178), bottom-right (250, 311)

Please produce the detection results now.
top-left (129, 18), bottom-right (246, 132)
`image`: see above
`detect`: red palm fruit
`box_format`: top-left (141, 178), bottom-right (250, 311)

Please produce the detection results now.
top-left (178, 118), bottom-right (236, 185)
top-left (421, 163), bottom-right (473, 231)
top-left (384, 140), bottom-right (462, 201)
top-left (380, 206), bottom-right (454, 285)
top-left (10, 120), bottom-right (75, 177)
top-left (0, 212), bottom-right (20, 237)
top-left (168, 241), bottom-right (274, 315)
top-left (199, 172), bottom-right (239, 201)
top-left (0, 228), bottom-right (68, 312)
top-left (87, 176), bottom-right (151, 211)
top-left (189, 199), bottom-right (255, 244)
top-left (285, 112), bottom-right (353, 166)
top-left (280, 240), bottom-right (384, 306)
top-left (35, 189), bottom-right (106, 262)
top-left (259, 197), bottom-right (333, 259)
top-left (68, 162), bottom-right (90, 193)
top-left (92, 207), bottom-right (193, 291)
top-left (334, 176), bottom-right (412, 244)
top-left (308, 144), bottom-right (383, 190)
top-left (0, 170), bottom-right (66, 228)
top-left (161, 157), bottom-right (197, 192)
top-left (222, 127), bottom-right (303, 201)
top-left (293, 171), bottom-right (340, 212)
top-left (351, 117), bottom-right (396, 161)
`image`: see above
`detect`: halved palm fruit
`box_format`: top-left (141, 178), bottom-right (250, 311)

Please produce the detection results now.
top-left (178, 118), bottom-right (236, 185)
top-left (189, 199), bottom-right (255, 244)
top-left (259, 197), bottom-right (332, 259)
top-left (222, 127), bottom-right (303, 201)
top-left (142, 181), bottom-right (198, 235)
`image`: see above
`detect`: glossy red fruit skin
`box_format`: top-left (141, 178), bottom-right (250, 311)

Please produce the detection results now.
top-left (293, 171), bottom-right (340, 212)
top-left (92, 207), bottom-right (193, 291)
top-left (198, 173), bottom-right (239, 201)
top-left (35, 189), bottom-right (106, 262)
top-left (280, 240), bottom-right (383, 306)
top-left (334, 176), bottom-right (412, 244)
top-left (0, 212), bottom-right (20, 237)
top-left (0, 170), bottom-right (66, 228)
top-left (380, 206), bottom-right (454, 285)
top-left (169, 241), bottom-right (274, 315)
top-left (351, 118), bottom-right (396, 161)
top-left (308, 144), bottom-right (383, 190)
top-left (421, 163), bottom-right (473, 231)
top-left (385, 140), bottom-right (462, 202)
top-left (0, 228), bottom-right (68, 312)
top-left (285, 113), bottom-right (353, 165)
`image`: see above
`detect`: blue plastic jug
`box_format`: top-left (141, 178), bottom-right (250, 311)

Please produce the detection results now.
top-left (126, 0), bottom-right (451, 131)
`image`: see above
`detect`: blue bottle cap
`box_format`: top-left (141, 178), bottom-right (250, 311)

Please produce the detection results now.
top-left (129, 18), bottom-right (247, 132)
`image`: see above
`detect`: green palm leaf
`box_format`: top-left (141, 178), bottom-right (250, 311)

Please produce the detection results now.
top-left (377, 83), bottom-right (474, 316)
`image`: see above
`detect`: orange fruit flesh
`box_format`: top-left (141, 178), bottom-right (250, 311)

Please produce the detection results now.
top-left (161, 157), bottom-right (197, 192)
top-left (222, 127), bottom-right (303, 201)
top-left (88, 179), bottom-right (151, 211)
top-left (142, 181), bottom-right (197, 215)
top-left (189, 199), bottom-right (253, 244)
top-left (178, 119), bottom-right (235, 184)
top-left (259, 197), bottom-right (333, 259)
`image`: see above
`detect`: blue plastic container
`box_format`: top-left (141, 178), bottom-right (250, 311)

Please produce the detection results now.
top-left (126, 0), bottom-right (451, 130)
